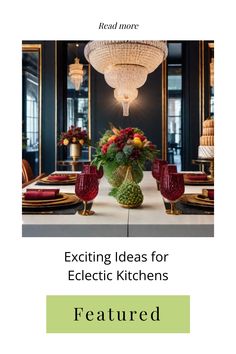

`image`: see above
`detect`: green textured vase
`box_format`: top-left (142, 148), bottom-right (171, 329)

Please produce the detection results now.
top-left (103, 163), bottom-right (143, 188)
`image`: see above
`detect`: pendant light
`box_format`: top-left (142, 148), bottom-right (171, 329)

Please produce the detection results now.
top-left (68, 43), bottom-right (84, 91)
top-left (84, 40), bottom-right (168, 116)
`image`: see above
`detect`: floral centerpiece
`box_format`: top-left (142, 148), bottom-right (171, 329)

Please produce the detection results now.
top-left (92, 125), bottom-right (158, 188)
top-left (58, 125), bottom-right (90, 161)
top-left (58, 125), bottom-right (89, 146)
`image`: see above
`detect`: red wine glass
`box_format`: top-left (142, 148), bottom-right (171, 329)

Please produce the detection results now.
top-left (75, 173), bottom-right (99, 215)
top-left (160, 164), bottom-right (177, 187)
top-left (160, 172), bottom-right (185, 215)
top-left (151, 159), bottom-right (168, 190)
top-left (82, 164), bottom-right (104, 179)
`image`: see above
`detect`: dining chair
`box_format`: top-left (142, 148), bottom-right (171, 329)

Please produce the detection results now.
top-left (22, 159), bottom-right (34, 183)
top-left (22, 159), bottom-right (46, 187)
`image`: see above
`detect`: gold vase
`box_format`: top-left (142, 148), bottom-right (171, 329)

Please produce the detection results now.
top-left (69, 143), bottom-right (81, 161)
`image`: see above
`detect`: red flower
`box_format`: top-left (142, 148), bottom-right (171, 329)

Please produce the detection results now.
top-left (130, 148), bottom-right (141, 160)
top-left (101, 144), bottom-right (109, 154)
top-left (120, 127), bottom-right (135, 139)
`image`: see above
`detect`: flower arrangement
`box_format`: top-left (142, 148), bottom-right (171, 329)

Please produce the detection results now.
top-left (93, 125), bottom-right (157, 166)
top-left (92, 125), bottom-right (158, 187)
top-left (58, 125), bottom-right (90, 146)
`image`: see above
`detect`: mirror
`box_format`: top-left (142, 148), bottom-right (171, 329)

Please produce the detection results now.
top-left (22, 44), bottom-right (41, 175)
top-left (66, 42), bottom-right (91, 161)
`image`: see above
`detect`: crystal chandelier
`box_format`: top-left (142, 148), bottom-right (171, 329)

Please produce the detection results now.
top-left (84, 40), bottom-right (168, 116)
top-left (68, 57), bottom-right (83, 91)
top-left (69, 57), bottom-right (83, 91)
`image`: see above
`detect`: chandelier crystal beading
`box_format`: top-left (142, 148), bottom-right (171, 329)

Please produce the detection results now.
top-left (84, 40), bottom-right (168, 116)
top-left (69, 57), bottom-right (84, 91)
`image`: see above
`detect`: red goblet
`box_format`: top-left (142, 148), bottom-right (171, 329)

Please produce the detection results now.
top-left (82, 164), bottom-right (104, 179)
top-left (160, 164), bottom-right (177, 186)
top-left (160, 172), bottom-right (185, 215)
top-left (75, 173), bottom-right (99, 215)
top-left (151, 159), bottom-right (168, 190)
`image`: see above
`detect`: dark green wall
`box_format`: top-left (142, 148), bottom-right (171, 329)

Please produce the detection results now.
top-left (182, 41), bottom-right (200, 170)
top-left (91, 66), bottom-right (163, 158)
top-left (22, 40), bottom-right (205, 173)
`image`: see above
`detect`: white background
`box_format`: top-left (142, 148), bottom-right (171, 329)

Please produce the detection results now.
top-left (1, 1), bottom-right (236, 353)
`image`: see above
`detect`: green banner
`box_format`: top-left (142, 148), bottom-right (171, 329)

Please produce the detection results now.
top-left (46, 295), bottom-right (190, 333)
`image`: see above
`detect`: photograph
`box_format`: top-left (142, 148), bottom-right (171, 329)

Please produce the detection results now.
top-left (22, 40), bottom-right (214, 237)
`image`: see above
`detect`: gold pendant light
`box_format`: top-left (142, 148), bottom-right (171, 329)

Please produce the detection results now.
top-left (69, 44), bottom-right (84, 91)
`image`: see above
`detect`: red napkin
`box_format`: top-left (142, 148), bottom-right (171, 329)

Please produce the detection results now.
top-left (24, 189), bottom-right (60, 200)
top-left (48, 174), bottom-right (69, 181)
top-left (185, 173), bottom-right (208, 181)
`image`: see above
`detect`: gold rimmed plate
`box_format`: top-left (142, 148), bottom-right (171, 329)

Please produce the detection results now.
top-left (22, 193), bottom-right (67, 205)
top-left (180, 194), bottom-right (214, 209)
top-left (183, 175), bottom-right (214, 185)
top-left (38, 174), bottom-right (77, 185)
top-left (22, 193), bottom-right (80, 209)
top-left (194, 194), bottom-right (214, 204)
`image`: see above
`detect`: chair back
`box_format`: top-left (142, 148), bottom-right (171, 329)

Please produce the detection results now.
top-left (22, 159), bottom-right (34, 183)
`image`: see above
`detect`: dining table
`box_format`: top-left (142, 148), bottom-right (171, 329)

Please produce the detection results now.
top-left (22, 171), bottom-right (214, 237)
